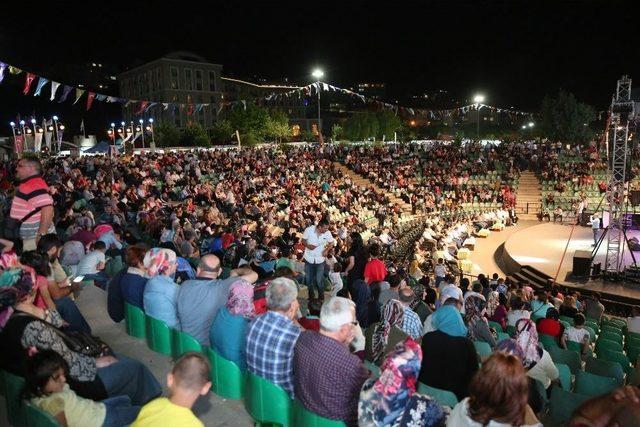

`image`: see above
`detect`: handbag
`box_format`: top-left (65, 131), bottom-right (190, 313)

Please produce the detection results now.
top-left (1, 204), bottom-right (42, 240)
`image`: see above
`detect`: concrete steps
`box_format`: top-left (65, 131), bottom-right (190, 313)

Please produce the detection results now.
top-left (516, 171), bottom-right (542, 217)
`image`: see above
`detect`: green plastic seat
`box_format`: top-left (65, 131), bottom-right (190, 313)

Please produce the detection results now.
top-left (596, 338), bottom-right (624, 354)
top-left (559, 320), bottom-right (571, 330)
top-left (598, 349), bottom-right (632, 374)
top-left (601, 326), bottom-right (624, 338)
top-left (604, 318), bottom-right (626, 330)
top-left (627, 345), bottom-right (640, 366)
top-left (474, 341), bottom-right (492, 358)
top-left (417, 382), bottom-right (459, 408)
top-left (628, 331), bottom-right (640, 342)
top-left (205, 347), bottom-right (244, 400)
top-left (293, 400), bottom-right (347, 427)
top-left (124, 302), bottom-right (146, 339)
top-left (584, 325), bottom-right (596, 342)
top-left (575, 371), bottom-right (618, 396)
top-left (599, 331), bottom-right (623, 344)
top-left (539, 333), bottom-right (560, 350)
top-left (566, 341), bottom-right (583, 354)
top-left (548, 386), bottom-right (591, 425)
top-left (506, 325), bottom-right (517, 337)
top-left (626, 336), bottom-right (640, 349)
top-left (496, 332), bottom-right (510, 342)
top-left (4, 371), bottom-right (28, 427)
top-left (145, 315), bottom-right (173, 356)
top-left (104, 256), bottom-right (124, 277)
top-left (548, 347), bottom-right (582, 374)
top-left (25, 401), bottom-right (62, 426)
top-left (555, 363), bottom-right (572, 391)
top-left (488, 320), bottom-right (503, 332)
top-left (584, 357), bottom-right (624, 386)
top-left (244, 372), bottom-right (292, 427)
top-left (171, 329), bottom-right (203, 359)
top-left (559, 315), bottom-right (574, 326)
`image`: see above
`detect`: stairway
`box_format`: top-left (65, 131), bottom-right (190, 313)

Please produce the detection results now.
top-left (516, 171), bottom-right (542, 221)
top-left (332, 162), bottom-right (413, 217)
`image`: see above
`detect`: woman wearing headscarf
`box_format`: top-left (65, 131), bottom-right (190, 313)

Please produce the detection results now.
top-left (209, 278), bottom-right (255, 370)
top-left (351, 279), bottom-right (372, 328)
top-left (489, 292), bottom-right (509, 331)
top-left (142, 248), bottom-right (180, 329)
top-left (515, 319), bottom-right (559, 390)
top-left (464, 295), bottom-right (496, 348)
top-left (0, 268), bottom-right (162, 404)
top-left (419, 304), bottom-right (479, 401)
top-left (369, 300), bottom-right (405, 364)
top-left (359, 338), bottom-right (447, 427)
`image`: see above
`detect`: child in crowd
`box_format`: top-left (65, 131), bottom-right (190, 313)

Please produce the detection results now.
top-left (25, 350), bottom-right (140, 427)
top-left (434, 258), bottom-right (447, 287)
top-left (561, 313), bottom-right (591, 355)
top-left (329, 261), bottom-right (344, 297)
top-left (76, 240), bottom-right (109, 288)
top-left (299, 299), bottom-right (322, 331)
top-left (133, 352), bottom-right (211, 427)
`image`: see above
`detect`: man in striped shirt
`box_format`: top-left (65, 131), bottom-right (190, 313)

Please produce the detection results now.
top-left (10, 158), bottom-right (55, 251)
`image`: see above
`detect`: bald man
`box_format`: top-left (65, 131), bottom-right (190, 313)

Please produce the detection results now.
top-left (176, 254), bottom-right (258, 345)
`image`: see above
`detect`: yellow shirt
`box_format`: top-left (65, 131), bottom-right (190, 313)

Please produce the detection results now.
top-left (31, 384), bottom-right (106, 427)
top-left (132, 397), bottom-right (203, 427)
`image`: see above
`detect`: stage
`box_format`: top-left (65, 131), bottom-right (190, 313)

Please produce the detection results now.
top-left (502, 222), bottom-right (640, 302)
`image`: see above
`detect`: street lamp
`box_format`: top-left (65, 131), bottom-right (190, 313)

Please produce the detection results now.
top-left (528, 122), bottom-right (534, 128)
top-left (473, 94), bottom-right (485, 140)
top-left (138, 119), bottom-right (146, 149)
top-left (148, 118), bottom-right (155, 151)
top-left (9, 122), bottom-right (18, 155)
top-left (312, 68), bottom-right (324, 143)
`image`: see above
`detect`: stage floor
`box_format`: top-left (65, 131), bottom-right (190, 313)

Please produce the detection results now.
top-left (504, 222), bottom-right (640, 299)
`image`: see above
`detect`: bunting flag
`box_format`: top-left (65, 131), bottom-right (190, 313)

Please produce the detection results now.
top-left (43, 119), bottom-right (53, 151)
top-left (34, 131), bottom-right (43, 152)
top-left (95, 94), bottom-right (107, 101)
top-left (14, 134), bottom-right (24, 154)
top-left (9, 66), bottom-right (22, 75)
top-left (50, 81), bottom-right (60, 101)
top-left (144, 102), bottom-right (157, 113)
top-left (23, 73), bottom-right (36, 94)
top-left (124, 100), bottom-right (133, 108)
top-left (57, 126), bottom-right (63, 151)
top-left (0, 62), bottom-right (5, 84)
top-left (135, 100), bottom-right (149, 115)
top-left (162, 103), bottom-right (169, 110)
top-left (58, 85), bottom-right (73, 103)
top-left (86, 91), bottom-right (96, 110)
top-left (73, 88), bottom-right (85, 105)
top-left (106, 96), bottom-right (118, 103)
top-left (33, 77), bottom-right (49, 96)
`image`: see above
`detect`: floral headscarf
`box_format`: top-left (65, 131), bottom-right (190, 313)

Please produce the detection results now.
top-left (359, 338), bottom-right (447, 427)
top-left (371, 300), bottom-right (405, 364)
top-left (0, 252), bottom-right (20, 270)
top-left (487, 291), bottom-right (499, 317)
top-left (495, 338), bottom-right (525, 360)
top-left (0, 268), bottom-right (35, 327)
top-left (226, 279), bottom-right (255, 318)
top-left (464, 295), bottom-right (488, 340)
top-left (515, 318), bottom-right (542, 369)
top-left (143, 248), bottom-right (177, 277)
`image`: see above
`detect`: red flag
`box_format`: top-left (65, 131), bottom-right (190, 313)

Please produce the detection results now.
top-left (23, 73), bottom-right (36, 95)
top-left (86, 92), bottom-right (96, 111)
top-left (135, 101), bottom-right (149, 115)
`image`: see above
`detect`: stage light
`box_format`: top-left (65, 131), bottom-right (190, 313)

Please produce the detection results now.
top-left (473, 94), bottom-right (485, 104)
top-left (312, 68), bottom-right (324, 79)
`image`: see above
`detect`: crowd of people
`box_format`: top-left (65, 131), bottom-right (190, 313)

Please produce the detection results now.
top-left (0, 141), bottom-right (637, 426)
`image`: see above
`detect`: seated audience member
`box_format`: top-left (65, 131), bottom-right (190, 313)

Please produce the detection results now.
top-left (359, 338), bottom-right (446, 427)
top-left (628, 306), bottom-right (640, 335)
top-left (559, 295), bottom-right (579, 318)
top-left (177, 254), bottom-right (257, 346)
top-left (60, 240), bottom-right (86, 268)
top-left (246, 277), bottom-right (301, 398)
top-left (364, 244), bottom-right (387, 285)
top-left (20, 251), bottom-right (57, 313)
top-left (299, 299), bottom-right (322, 331)
top-left (583, 292), bottom-right (605, 322)
top-left (294, 297), bottom-right (368, 425)
top-left (410, 282), bottom-right (434, 324)
top-left (398, 288), bottom-right (423, 340)
top-left (569, 385), bottom-right (640, 427)
top-left (419, 302), bottom-right (479, 401)
top-left (367, 281), bottom-right (383, 326)
top-left (529, 291), bottom-right (553, 321)
top-left (447, 352), bottom-right (542, 427)
top-left (489, 292), bottom-right (509, 331)
top-left (26, 350), bottom-right (141, 427)
top-left (107, 244), bottom-right (148, 322)
top-left (378, 274), bottom-right (402, 306)
top-left (210, 279), bottom-right (255, 370)
top-left (133, 352), bottom-right (211, 427)
top-left (143, 248), bottom-right (180, 329)
top-left (465, 295), bottom-right (496, 348)
top-left (370, 300), bottom-right (406, 364)
top-left (515, 319), bottom-right (559, 390)
top-left (76, 241), bottom-right (109, 287)
top-left (561, 313), bottom-right (591, 355)
top-left (536, 307), bottom-right (564, 342)
top-left (507, 297), bottom-right (531, 327)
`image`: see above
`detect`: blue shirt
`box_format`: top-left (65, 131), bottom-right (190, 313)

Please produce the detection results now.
top-left (98, 230), bottom-right (123, 250)
top-left (143, 275), bottom-right (180, 329)
top-left (246, 311), bottom-right (301, 398)
top-left (402, 306), bottom-right (423, 339)
top-left (210, 306), bottom-right (250, 371)
top-left (176, 276), bottom-right (236, 346)
top-left (121, 269), bottom-right (148, 309)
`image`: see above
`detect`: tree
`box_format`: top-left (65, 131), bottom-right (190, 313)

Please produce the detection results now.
top-left (210, 120), bottom-right (234, 144)
top-left (376, 110), bottom-right (402, 141)
top-left (181, 123), bottom-right (210, 147)
top-left (301, 129), bottom-right (315, 142)
top-left (540, 90), bottom-right (595, 143)
top-left (331, 123), bottom-right (343, 141)
top-left (154, 122), bottom-right (181, 147)
top-left (343, 114), bottom-right (363, 141)
top-left (227, 104), bottom-right (270, 139)
top-left (264, 109), bottom-right (291, 143)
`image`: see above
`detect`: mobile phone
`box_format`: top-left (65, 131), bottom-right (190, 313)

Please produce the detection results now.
top-left (72, 275), bottom-right (85, 283)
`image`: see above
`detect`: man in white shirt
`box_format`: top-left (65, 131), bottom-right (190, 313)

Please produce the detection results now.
top-left (302, 218), bottom-right (335, 302)
top-left (590, 213), bottom-right (601, 246)
top-left (76, 240), bottom-right (108, 288)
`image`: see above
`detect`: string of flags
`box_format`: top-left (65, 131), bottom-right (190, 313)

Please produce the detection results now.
top-left (0, 58), bottom-right (534, 119)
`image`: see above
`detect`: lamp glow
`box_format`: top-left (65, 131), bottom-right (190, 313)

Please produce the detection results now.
top-left (30, 119), bottom-right (36, 124)
top-left (59, 125), bottom-right (65, 130)
top-left (148, 118), bottom-right (154, 123)
top-left (52, 115), bottom-right (58, 121)
top-left (139, 119), bottom-right (143, 124)
top-left (10, 122), bottom-right (15, 127)
top-left (473, 94), bottom-right (485, 104)
top-left (528, 122), bottom-right (534, 128)
top-left (19, 120), bottom-right (25, 125)
top-left (121, 121), bottom-right (125, 126)
top-left (312, 68), bottom-right (324, 79)
top-left (110, 123), bottom-right (115, 127)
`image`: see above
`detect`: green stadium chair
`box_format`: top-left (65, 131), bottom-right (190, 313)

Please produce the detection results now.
top-left (575, 371), bottom-right (618, 396)
top-left (627, 344), bottom-right (640, 367)
top-left (559, 315), bottom-right (574, 326)
top-left (596, 339), bottom-right (624, 354)
top-left (548, 386), bottom-right (591, 425)
top-left (598, 350), bottom-right (632, 375)
top-left (473, 341), bottom-right (492, 359)
top-left (539, 333), bottom-right (560, 350)
top-left (626, 336), bottom-right (640, 350)
top-left (548, 347), bottom-right (583, 374)
top-left (25, 401), bottom-right (62, 427)
top-left (205, 347), bottom-right (244, 400)
top-left (600, 330), bottom-right (623, 344)
top-left (292, 400), bottom-right (347, 427)
top-left (559, 320), bottom-right (571, 331)
top-left (417, 382), bottom-right (459, 408)
top-left (104, 256), bottom-right (124, 277)
top-left (145, 315), bottom-right (173, 356)
top-left (124, 302), bottom-right (146, 339)
top-left (555, 363), bottom-right (572, 391)
top-left (4, 371), bottom-right (28, 427)
top-left (601, 326), bottom-right (623, 337)
top-left (506, 325), bottom-right (517, 337)
top-left (244, 372), bottom-right (293, 427)
top-left (488, 320), bottom-right (503, 332)
top-left (628, 331), bottom-right (640, 342)
top-left (566, 341), bottom-right (583, 354)
top-left (584, 325), bottom-right (596, 342)
top-left (605, 318), bottom-right (626, 330)
top-left (496, 332), bottom-right (510, 342)
top-left (171, 329), bottom-right (203, 359)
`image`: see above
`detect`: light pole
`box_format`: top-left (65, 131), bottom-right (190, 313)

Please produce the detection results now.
top-left (147, 118), bottom-right (155, 152)
top-left (52, 116), bottom-right (59, 153)
top-left (138, 119), bottom-right (145, 150)
top-left (312, 68), bottom-right (324, 143)
top-left (473, 94), bottom-right (485, 141)
top-left (9, 122), bottom-right (17, 155)
top-left (57, 123), bottom-right (65, 152)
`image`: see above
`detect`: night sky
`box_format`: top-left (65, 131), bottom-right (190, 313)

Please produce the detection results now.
top-left (0, 1), bottom-right (638, 135)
